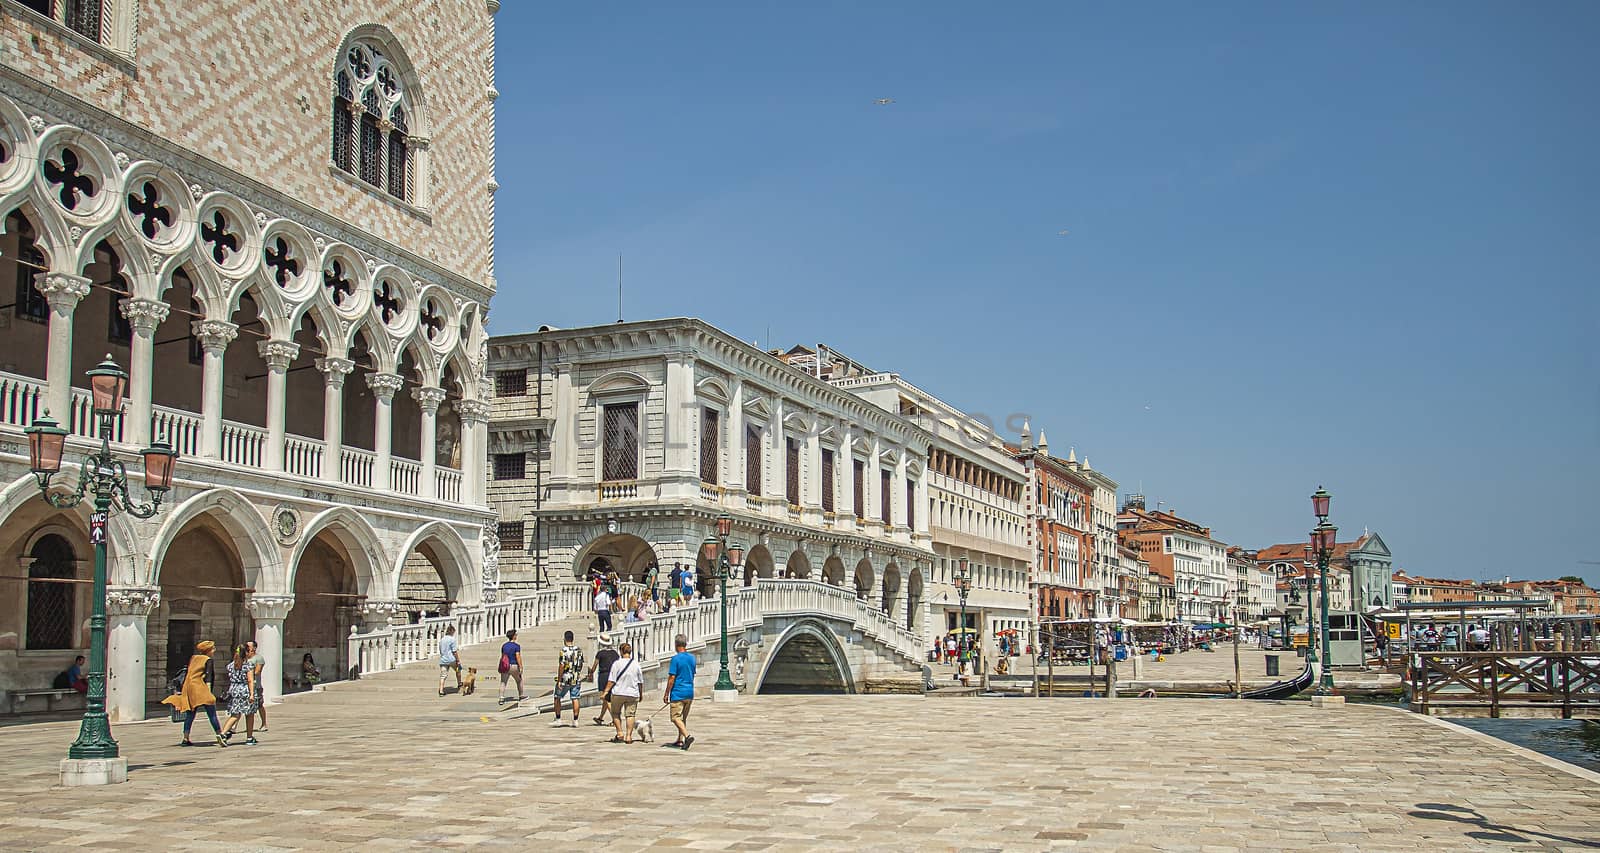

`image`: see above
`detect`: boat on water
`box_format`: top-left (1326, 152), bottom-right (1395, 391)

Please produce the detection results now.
top-left (1239, 661), bottom-right (1315, 700)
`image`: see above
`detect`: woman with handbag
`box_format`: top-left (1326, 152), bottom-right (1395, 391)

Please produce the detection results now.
top-left (161, 640), bottom-right (228, 748)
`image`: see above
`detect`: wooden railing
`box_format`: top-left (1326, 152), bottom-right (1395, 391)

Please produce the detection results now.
top-left (1410, 652), bottom-right (1600, 718)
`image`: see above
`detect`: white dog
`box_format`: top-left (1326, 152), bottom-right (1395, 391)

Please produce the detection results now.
top-left (632, 717), bottom-right (654, 743)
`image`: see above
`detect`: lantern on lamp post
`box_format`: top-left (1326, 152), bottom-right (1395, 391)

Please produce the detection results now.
top-left (1309, 486), bottom-right (1338, 694)
top-left (25, 355), bottom-right (177, 780)
top-left (954, 557), bottom-right (972, 662)
top-left (702, 512), bottom-right (741, 701)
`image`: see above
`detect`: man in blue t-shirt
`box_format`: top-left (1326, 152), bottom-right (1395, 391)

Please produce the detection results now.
top-left (662, 633), bottom-right (696, 750)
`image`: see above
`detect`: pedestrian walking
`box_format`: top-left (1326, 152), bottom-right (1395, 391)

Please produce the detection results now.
top-left (438, 624), bottom-right (462, 696)
top-left (668, 564), bottom-right (683, 604)
top-left (594, 585), bottom-right (614, 634)
top-left (587, 643), bottom-right (619, 726)
top-left (220, 644), bottom-right (260, 745)
top-left (663, 633), bottom-right (696, 750)
top-left (245, 640), bottom-right (268, 732)
top-left (497, 629), bottom-right (527, 705)
top-left (162, 640), bottom-right (227, 748)
top-left (551, 630), bottom-right (585, 727)
top-left (605, 642), bottom-right (643, 743)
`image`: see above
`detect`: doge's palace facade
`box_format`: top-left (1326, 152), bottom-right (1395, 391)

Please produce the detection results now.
top-left (0, 0), bottom-right (498, 721)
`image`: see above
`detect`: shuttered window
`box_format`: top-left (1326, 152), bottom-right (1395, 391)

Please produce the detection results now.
top-left (700, 408), bottom-right (719, 484)
top-left (785, 438), bottom-right (800, 505)
top-left (745, 424), bottom-right (762, 495)
top-left (820, 448), bottom-right (835, 513)
top-left (880, 469), bottom-right (892, 523)
top-left (853, 459), bottom-right (865, 518)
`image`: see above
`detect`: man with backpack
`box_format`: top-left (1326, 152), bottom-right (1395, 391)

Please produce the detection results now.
top-left (550, 630), bottom-right (585, 727)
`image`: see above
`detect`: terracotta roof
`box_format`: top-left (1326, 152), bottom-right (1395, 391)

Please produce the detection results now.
top-left (1254, 535), bottom-right (1366, 564)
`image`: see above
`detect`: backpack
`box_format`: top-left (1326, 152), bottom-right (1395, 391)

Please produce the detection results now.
top-left (52, 671), bottom-right (71, 689)
top-left (498, 653), bottom-right (511, 674)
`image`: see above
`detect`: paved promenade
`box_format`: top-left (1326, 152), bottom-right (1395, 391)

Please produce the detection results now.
top-left (0, 686), bottom-right (1596, 850)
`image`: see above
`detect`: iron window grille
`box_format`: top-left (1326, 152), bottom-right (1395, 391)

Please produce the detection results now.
top-left (497, 521), bottom-right (525, 551)
top-left (492, 452), bottom-right (526, 481)
top-left (25, 535), bottom-right (75, 650)
top-left (494, 369), bottom-right (527, 397)
top-left (700, 407), bottom-right (719, 485)
top-left (602, 402), bottom-right (639, 481)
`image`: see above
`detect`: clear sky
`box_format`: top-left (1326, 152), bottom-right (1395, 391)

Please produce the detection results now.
top-left (487, 2), bottom-right (1599, 583)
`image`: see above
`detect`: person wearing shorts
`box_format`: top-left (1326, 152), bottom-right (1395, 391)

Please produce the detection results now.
top-left (550, 630), bottom-right (584, 727)
top-left (438, 624), bottom-right (461, 696)
top-left (497, 629), bottom-right (526, 705)
top-left (604, 643), bottom-right (643, 743)
top-left (663, 633), bottom-right (696, 750)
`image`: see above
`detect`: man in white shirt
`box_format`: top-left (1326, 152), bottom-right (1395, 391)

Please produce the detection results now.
top-left (438, 624), bottom-right (460, 697)
top-left (594, 587), bottom-right (614, 633)
top-left (603, 642), bottom-right (644, 743)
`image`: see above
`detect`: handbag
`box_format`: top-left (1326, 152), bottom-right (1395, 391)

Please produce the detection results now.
top-left (498, 653), bottom-right (510, 675)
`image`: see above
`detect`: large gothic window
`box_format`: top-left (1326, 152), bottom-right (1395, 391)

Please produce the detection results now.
top-left (332, 41), bottom-right (416, 203)
top-left (26, 534), bottom-right (77, 650)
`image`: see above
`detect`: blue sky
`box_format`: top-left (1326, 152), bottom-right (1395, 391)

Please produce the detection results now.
top-left (487, 2), bottom-right (1599, 582)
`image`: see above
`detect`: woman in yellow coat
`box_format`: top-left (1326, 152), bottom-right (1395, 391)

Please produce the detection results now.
top-left (162, 640), bottom-right (228, 748)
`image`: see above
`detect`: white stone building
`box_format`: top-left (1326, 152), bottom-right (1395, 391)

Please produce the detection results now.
top-left (0, 1), bottom-right (498, 721)
top-left (485, 321), bottom-right (936, 632)
top-left (781, 345), bottom-right (1031, 645)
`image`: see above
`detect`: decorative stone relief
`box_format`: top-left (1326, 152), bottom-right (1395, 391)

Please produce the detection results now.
top-left (105, 587), bottom-right (161, 617)
top-left (481, 521), bottom-right (501, 604)
top-left (245, 594), bottom-right (296, 621)
top-left (271, 505), bottom-right (301, 546)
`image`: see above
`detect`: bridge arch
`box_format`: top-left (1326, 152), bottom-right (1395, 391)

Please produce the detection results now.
top-left (754, 618), bottom-right (855, 695)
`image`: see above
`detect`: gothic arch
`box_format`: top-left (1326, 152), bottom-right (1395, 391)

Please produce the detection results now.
top-left (285, 506), bottom-right (387, 598)
top-left (393, 521), bottom-right (479, 606)
top-left (147, 488), bottom-right (281, 593)
top-left (0, 473), bottom-right (140, 584)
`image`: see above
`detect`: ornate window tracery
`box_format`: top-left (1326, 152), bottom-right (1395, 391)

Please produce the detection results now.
top-left (332, 41), bottom-right (416, 203)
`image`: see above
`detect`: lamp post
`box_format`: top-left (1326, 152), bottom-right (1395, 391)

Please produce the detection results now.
top-left (1310, 486), bottom-right (1337, 694)
top-left (954, 557), bottom-right (971, 663)
top-left (25, 355), bottom-right (177, 784)
top-left (700, 512), bottom-right (743, 703)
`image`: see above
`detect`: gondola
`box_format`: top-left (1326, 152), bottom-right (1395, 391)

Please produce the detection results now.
top-left (1239, 661), bottom-right (1315, 700)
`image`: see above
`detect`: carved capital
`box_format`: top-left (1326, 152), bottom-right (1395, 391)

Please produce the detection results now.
top-left (119, 298), bottom-right (169, 333)
top-left (191, 319), bottom-right (239, 353)
top-left (456, 398), bottom-right (491, 425)
top-left (106, 586), bottom-right (161, 617)
top-left (257, 339), bottom-right (300, 370)
top-left (36, 273), bottom-right (92, 312)
top-left (411, 385), bottom-right (447, 413)
top-left (366, 371), bottom-right (405, 400)
top-left (408, 135), bottom-right (431, 151)
top-left (246, 594), bottom-right (296, 621)
top-left (315, 357), bottom-right (356, 387)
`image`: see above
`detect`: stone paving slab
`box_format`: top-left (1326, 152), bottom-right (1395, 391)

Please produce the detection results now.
top-left (0, 689), bottom-right (1596, 850)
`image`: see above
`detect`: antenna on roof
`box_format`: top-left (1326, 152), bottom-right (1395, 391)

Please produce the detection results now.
top-left (617, 253), bottom-right (624, 323)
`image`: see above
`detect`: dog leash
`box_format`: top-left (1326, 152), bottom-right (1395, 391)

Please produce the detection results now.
top-left (641, 703), bottom-right (670, 721)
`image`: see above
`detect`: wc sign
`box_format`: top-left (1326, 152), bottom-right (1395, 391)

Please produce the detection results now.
top-left (90, 511), bottom-right (107, 545)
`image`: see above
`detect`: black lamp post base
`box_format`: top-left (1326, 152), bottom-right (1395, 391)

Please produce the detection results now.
top-left (59, 756), bottom-right (128, 786)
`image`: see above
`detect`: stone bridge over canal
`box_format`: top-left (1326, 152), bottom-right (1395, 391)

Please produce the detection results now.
top-left (346, 579), bottom-right (928, 697)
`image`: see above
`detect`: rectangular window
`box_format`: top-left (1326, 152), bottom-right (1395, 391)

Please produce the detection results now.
top-left (386, 132), bottom-right (410, 201)
top-left (492, 452), bottom-right (525, 481)
top-left (745, 424), bottom-right (762, 495)
top-left (700, 407), bottom-right (719, 484)
top-left (359, 112), bottom-right (383, 187)
top-left (785, 438), bottom-right (800, 505)
top-left (602, 402), bottom-right (639, 481)
top-left (64, 0), bottom-right (101, 42)
top-left (881, 469), bottom-right (892, 523)
top-left (906, 481), bottom-right (915, 530)
top-left (853, 459), bottom-right (865, 518)
top-left (497, 521), bottom-right (525, 551)
top-left (494, 370), bottom-right (526, 397)
top-left (820, 448), bottom-right (835, 513)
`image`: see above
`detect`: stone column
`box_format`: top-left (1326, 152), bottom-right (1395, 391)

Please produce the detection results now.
top-left (839, 426), bottom-right (856, 529)
top-left (770, 398), bottom-right (786, 504)
top-left (257, 340), bottom-right (299, 471)
top-left (192, 319), bottom-right (238, 459)
top-left (35, 273), bottom-right (91, 421)
top-left (457, 399), bottom-right (491, 506)
top-left (725, 377), bottom-right (744, 494)
top-left (367, 372), bottom-right (404, 491)
top-left (551, 363), bottom-right (574, 490)
top-left (413, 385), bottom-right (447, 499)
top-left (867, 435), bottom-right (883, 526)
top-left (247, 594), bottom-right (295, 704)
top-left (662, 352), bottom-right (698, 496)
top-left (119, 298), bottom-right (169, 446)
top-left (316, 357), bottom-right (354, 484)
top-left (804, 426), bottom-right (822, 509)
top-left (105, 586), bottom-right (160, 724)
top-left (893, 449), bottom-right (909, 532)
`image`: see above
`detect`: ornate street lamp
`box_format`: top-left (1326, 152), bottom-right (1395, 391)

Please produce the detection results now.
top-left (1309, 486), bottom-right (1338, 694)
top-left (954, 557), bottom-right (972, 662)
top-left (26, 355), bottom-right (177, 779)
top-left (702, 512), bottom-right (741, 702)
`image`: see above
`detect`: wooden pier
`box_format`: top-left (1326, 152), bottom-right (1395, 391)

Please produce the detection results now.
top-left (1410, 652), bottom-right (1600, 718)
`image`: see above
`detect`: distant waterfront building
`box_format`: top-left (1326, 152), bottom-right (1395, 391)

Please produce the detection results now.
top-left (1256, 532), bottom-right (1394, 611)
top-left (1117, 498), bottom-right (1230, 623)
top-left (1019, 432), bottom-right (1097, 621)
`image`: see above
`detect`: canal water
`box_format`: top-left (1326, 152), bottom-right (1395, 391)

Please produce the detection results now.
top-left (1446, 718), bottom-right (1600, 773)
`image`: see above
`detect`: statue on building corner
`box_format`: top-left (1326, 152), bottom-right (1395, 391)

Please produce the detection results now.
top-left (481, 521), bottom-right (501, 603)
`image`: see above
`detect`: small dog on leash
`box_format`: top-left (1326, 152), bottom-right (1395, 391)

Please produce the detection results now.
top-left (461, 667), bottom-right (477, 696)
top-left (633, 717), bottom-right (653, 743)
